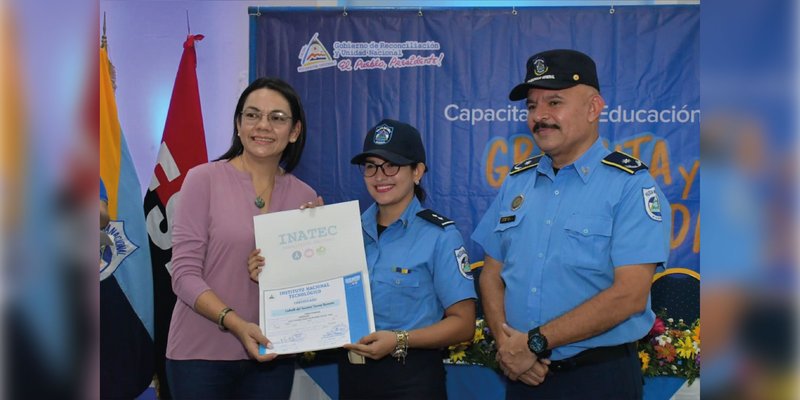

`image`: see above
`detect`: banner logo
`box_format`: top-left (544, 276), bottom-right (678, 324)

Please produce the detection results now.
top-left (297, 33), bottom-right (445, 73)
top-left (297, 32), bottom-right (337, 72)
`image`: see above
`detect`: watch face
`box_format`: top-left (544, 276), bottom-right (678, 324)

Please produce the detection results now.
top-left (528, 334), bottom-right (545, 353)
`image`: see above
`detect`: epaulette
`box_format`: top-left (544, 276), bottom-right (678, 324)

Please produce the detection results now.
top-left (416, 209), bottom-right (455, 228)
top-left (601, 151), bottom-right (649, 174)
top-left (509, 154), bottom-right (543, 176)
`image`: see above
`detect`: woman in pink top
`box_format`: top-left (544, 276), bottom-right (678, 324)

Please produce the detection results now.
top-left (166, 77), bottom-right (319, 399)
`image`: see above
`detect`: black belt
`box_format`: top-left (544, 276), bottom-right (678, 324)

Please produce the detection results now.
top-left (549, 342), bottom-right (636, 372)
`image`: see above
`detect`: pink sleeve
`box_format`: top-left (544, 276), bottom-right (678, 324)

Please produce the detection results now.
top-left (170, 166), bottom-right (212, 309)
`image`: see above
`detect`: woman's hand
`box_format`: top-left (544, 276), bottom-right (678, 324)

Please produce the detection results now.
top-left (227, 314), bottom-right (278, 362)
top-left (299, 196), bottom-right (324, 210)
top-left (248, 249), bottom-right (265, 283)
top-left (343, 330), bottom-right (397, 360)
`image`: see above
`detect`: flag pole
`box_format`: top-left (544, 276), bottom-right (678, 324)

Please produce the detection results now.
top-left (101, 12), bottom-right (107, 49)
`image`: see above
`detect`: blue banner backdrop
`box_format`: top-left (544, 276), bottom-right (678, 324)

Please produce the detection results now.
top-left (250, 5), bottom-right (699, 274)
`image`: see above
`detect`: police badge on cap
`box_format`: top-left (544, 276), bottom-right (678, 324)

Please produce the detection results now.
top-left (509, 49), bottom-right (600, 101)
top-left (350, 119), bottom-right (427, 166)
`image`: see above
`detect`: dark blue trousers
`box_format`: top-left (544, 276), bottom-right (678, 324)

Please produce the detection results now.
top-left (506, 344), bottom-right (643, 400)
top-left (166, 357), bottom-right (294, 400)
top-left (338, 349), bottom-right (447, 399)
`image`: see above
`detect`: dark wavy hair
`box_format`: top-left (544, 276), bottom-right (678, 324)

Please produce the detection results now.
top-left (215, 77), bottom-right (307, 172)
top-left (412, 163), bottom-right (427, 202)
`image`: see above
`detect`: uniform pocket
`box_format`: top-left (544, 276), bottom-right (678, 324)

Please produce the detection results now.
top-left (372, 273), bottom-right (421, 327)
top-left (493, 212), bottom-right (526, 265)
top-left (374, 273), bottom-right (420, 289)
top-left (562, 214), bottom-right (613, 270)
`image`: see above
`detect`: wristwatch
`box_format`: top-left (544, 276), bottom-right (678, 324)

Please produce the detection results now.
top-left (527, 327), bottom-right (552, 359)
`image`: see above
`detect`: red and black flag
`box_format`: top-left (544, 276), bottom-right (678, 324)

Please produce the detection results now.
top-left (144, 34), bottom-right (207, 399)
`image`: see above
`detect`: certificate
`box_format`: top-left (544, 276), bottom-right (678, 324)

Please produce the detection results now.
top-left (254, 200), bottom-right (374, 355)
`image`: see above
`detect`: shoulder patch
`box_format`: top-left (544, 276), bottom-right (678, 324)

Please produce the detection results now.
top-left (509, 154), bottom-right (543, 176)
top-left (601, 151), bottom-right (649, 174)
top-left (416, 209), bottom-right (455, 228)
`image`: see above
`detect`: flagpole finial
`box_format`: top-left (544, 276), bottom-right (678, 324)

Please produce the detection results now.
top-left (101, 12), bottom-right (107, 49)
top-left (186, 10), bottom-right (191, 35)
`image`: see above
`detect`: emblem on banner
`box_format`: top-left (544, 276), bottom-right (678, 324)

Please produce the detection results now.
top-left (373, 124), bottom-right (393, 145)
top-left (533, 58), bottom-right (548, 76)
top-left (297, 32), bottom-right (336, 72)
top-left (100, 220), bottom-right (140, 281)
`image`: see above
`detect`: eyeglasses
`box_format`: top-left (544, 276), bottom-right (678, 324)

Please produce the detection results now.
top-left (359, 161), bottom-right (401, 177)
top-left (240, 110), bottom-right (293, 126)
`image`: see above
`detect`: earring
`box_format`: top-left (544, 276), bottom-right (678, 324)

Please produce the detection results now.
top-left (414, 180), bottom-right (420, 185)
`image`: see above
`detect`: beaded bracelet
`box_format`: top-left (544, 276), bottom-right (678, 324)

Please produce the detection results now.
top-left (217, 307), bottom-right (234, 331)
top-left (391, 330), bottom-right (409, 364)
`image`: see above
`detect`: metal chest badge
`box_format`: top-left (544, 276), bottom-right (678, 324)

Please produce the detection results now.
top-left (511, 195), bottom-right (524, 211)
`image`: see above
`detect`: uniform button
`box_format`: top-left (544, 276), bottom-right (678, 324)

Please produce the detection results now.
top-left (545, 219), bottom-right (551, 225)
top-left (531, 287), bottom-right (538, 294)
top-left (537, 252), bottom-right (544, 258)
top-left (395, 279), bottom-right (401, 285)
top-left (554, 190), bottom-right (560, 196)
top-left (582, 228), bottom-right (589, 234)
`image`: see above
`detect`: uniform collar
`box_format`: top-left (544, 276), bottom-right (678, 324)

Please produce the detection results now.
top-left (572, 138), bottom-right (608, 183)
top-left (362, 196), bottom-right (422, 239)
top-left (535, 137), bottom-right (608, 184)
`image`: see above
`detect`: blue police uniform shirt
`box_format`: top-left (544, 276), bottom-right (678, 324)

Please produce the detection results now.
top-left (362, 197), bottom-right (476, 332)
top-left (472, 138), bottom-right (671, 360)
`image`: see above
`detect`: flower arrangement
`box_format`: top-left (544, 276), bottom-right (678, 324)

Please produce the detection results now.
top-left (302, 311), bottom-right (700, 386)
top-left (637, 311), bottom-right (700, 385)
top-left (444, 318), bottom-right (499, 370)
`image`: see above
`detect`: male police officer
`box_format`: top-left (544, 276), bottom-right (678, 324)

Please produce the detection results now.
top-left (472, 49), bottom-right (671, 399)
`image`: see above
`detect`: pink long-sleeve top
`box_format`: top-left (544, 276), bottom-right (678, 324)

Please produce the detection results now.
top-left (166, 161), bottom-right (317, 360)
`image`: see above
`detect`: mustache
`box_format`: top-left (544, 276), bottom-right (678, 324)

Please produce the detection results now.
top-left (534, 122), bottom-right (560, 133)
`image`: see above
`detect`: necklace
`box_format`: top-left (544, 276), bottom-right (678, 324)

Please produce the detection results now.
top-left (241, 156), bottom-right (271, 209)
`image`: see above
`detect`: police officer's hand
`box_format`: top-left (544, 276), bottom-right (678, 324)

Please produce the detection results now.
top-left (343, 330), bottom-right (396, 360)
top-left (248, 248), bottom-right (265, 282)
top-left (518, 359), bottom-right (550, 386)
top-left (497, 323), bottom-right (538, 380)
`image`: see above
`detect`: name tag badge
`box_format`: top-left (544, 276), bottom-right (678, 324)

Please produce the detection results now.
top-left (499, 215), bottom-right (516, 224)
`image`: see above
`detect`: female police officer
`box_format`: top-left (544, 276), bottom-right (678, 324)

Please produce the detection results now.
top-left (340, 119), bottom-right (476, 399)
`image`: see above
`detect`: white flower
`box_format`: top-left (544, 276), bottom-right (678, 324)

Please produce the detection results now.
top-left (671, 365), bottom-right (678, 370)
top-left (668, 318), bottom-right (674, 323)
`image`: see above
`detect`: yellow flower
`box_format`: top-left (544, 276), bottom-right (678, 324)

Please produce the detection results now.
top-left (676, 336), bottom-right (697, 359)
top-left (450, 348), bottom-right (466, 362)
top-left (473, 327), bottom-right (485, 344)
top-left (638, 350), bottom-right (650, 372)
